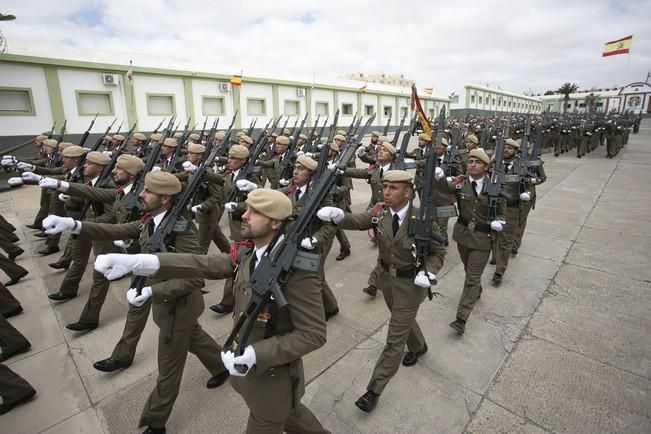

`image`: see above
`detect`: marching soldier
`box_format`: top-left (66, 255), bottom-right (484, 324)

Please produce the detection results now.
top-left (0, 312), bottom-right (36, 415)
top-left (93, 188), bottom-right (329, 433)
top-left (131, 132), bottom-right (149, 158)
top-left (316, 170), bottom-right (446, 413)
top-left (42, 171), bottom-right (229, 433)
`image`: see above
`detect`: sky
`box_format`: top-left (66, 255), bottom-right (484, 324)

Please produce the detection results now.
top-left (1, 0), bottom-right (650, 97)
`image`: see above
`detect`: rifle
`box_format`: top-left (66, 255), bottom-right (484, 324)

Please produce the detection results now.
top-left (279, 115), bottom-right (290, 135)
top-left (408, 106), bottom-right (454, 300)
top-left (346, 112), bottom-right (358, 137)
top-left (383, 113), bottom-right (392, 136)
top-left (152, 118), bottom-right (166, 134)
top-left (246, 117), bottom-right (257, 137)
top-left (278, 114), bottom-right (308, 179)
top-left (198, 117), bottom-right (208, 144)
top-left (486, 118), bottom-right (509, 224)
top-left (289, 115), bottom-right (299, 137)
top-left (306, 114), bottom-right (320, 150)
top-left (325, 109), bottom-right (340, 145)
top-left (442, 123), bottom-right (468, 176)
top-left (202, 118), bottom-right (219, 160)
top-left (393, 115), bottom-right (417, 170)
top-left (225, 114), bottom-right (376, 369)
top-left (166, 117), bottom-right (192, 173)
top-left (218, 109), bottom-right (240, 157)
top-left (56, 120), bottom-right (67, 143)
top-left (291, 113), bottom-right (308, 141)
top-left (77, 113), bottom-right (99, 148)
top-left (47, 122), bottom-right (56, 139)
top-left (390, 111), bottom-right (407, 149)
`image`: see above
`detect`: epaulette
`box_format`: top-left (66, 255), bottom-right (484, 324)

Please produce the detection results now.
top-left (230, 240), bottom-right (255, 264)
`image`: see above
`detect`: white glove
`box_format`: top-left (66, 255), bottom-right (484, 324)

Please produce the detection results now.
top-left (42, 215), bottom-right (76, 235)
top-left (490, 220), bottom-right (505, 232)
top-left (279, 178), bottom-right (291, 187)
top-left (113, 240), bottom-right (132, 249)
top-left (191, 204), bottom-right (202, 213)
top-left (316, 206), bottom-right (344, 224)
top-left (414, 271), bottom-right (437, 287)
top-left (94, 253), bottom-right (160, 280)
top-left (296, 150), bottom-right (305, 156)
top-left (38, 177), bottom-right (59, 190)
top-left (356, 146), bottom-right (367, 157)
top-left (82, 147), bottom-right (92, 152)
top-left (434, 167), bottom-right (445, 181)
top-left (225, 202), bottom-right (237, 213)
top-left (2, 155), bottom-right (15, 160)
top-left (182, 161), bottom-right (197, 173)
top-left (17, 162), bottom-right (35, 171)
top-left (126, 286), bottom-right (153, 307)
top-left (519, 192), bottom-right (531, 202)
top-left (1, 158), bottom-right (16, 167)
top-left (221, 351), bottom-right (235, 375)
top-left (21, 171), bottom-right (42, 183)
top-left (317, 143), bottom-right (324, 150)
top-left (58, 193), bottom-right (71, 202)
top-left (102, 151), bottom-right (113, 157)
top-left (151, 166), bottom-right (162, 172)
top-left (230, 346), bottom-right (257, 376)
top-left (304, 152), bottom-right (313, 158)
top-left (300, 236), bottom-right (318, 250)
top-left (8, 177), bottom-right (23, 187)
top-left (236, 179), bottom-right (257, 192)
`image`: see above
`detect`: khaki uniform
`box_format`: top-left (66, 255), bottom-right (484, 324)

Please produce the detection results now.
top-left (512, 163), bottom-right (547, 251)
top-left (0, 283), bottom-right (21, 316)
top-left (153, 246), bottom-right (329, 434)
top-left (79, 216), bottom-right (226, 429)
top-left (341, 205), bottom-right (446, 394)
top-left (493, 158), bottom-right (520, 277)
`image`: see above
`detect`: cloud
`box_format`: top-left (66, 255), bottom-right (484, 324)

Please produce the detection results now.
top-left (1, 0), bottom-right (649, 96)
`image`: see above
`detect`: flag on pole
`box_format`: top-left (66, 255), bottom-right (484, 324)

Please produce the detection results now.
top-left (602, 35), bottom-right (633, 57)
top-left (126, 60), bottom-right (133, 85)
top-left (424, 87), bottom-right (433, 95)
top-left (359, 83), bottom-right (367, 93)
top-left (411, 85), bottom-right (432, 136)
top-left (230, 74), bottom-right (242, 86)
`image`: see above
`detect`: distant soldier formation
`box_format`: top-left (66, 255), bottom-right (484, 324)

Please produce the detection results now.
top-left (0, 107), bottom-right (640, 432)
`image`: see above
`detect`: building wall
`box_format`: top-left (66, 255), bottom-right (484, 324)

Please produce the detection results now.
top-left (0, 63), bottom-right (53, 136)
top-left (464, 85), bottom-right (541, 113)
top-left (190, 78), bottom-right (233, 127)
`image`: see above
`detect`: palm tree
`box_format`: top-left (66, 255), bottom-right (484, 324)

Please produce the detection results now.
top-left (584, 93), bottom-right (600, 114)
top-left (557, 82), bottom-right (579, 114)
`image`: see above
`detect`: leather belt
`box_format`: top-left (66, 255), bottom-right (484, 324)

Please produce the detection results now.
top-left (457, 216), bottom-right (491, 233)
top-left (379, 259), bottom-right (415, 279)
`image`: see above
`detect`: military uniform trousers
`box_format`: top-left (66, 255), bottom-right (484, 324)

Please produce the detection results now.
top-left (110, 299), bottom-right (152, 363)
top-left (32, 187), bottom-right (51, 226)
top-left (0, 254), bottom-right (27, 282)
top-left (45, 189), bottom-right (66, 250)
top-left (58, 237), bottom-right (109, 296)
top-left (76, 241), bottom-right (121, 324)
top-left (230, 365), bottom-right (329, 434)
top-left (456, 242), bottom-right (491, 321)
top-left (493, 205), bottom-right (519, 276)
top-left (606, 135), bottom-right (618, 158)
top-left (0, 216), bottom-right (15, 233)
top-left (0, 239), bottom-right (22, 258)
top-left (138, 310), bottom-right (224, 428)
top-left (0, 314), bottom-right (31, 362)
top-left (0, 283), bottom-right (22, 317)
top-left (0, 364), bottom-right (36, 411)
top-left (197, 209), bottom-right (230, 255)
top-left (318, 228), bottom-right (339, 315)
top-left (368, 269), bottom-right (427, 395)
top-left (218, 215), bottom-right (246, 307)
top-left (512, 199), bottom-right (534, 251)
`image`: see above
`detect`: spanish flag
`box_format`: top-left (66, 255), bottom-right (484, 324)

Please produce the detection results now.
top-left (359, 83), bottom-right (367, 93)
top-left (230, 74), bottom-right (242, 86)
top-left (424, 87), bottom-right (433, 95)
top-left (602, 35), bottom-right (633, 57)
top-left (411, 85), bottom-right (432, 136)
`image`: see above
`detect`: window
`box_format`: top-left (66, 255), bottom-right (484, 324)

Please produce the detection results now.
top-left (579, 103), bottom-right (586, 108)
top-left (492, 98), bottom-right (496, 105)
top-left (341, 103), bottom-right (353, 115)
top-left (247, 98), bottom-right (266, 116)
top-left (202, 96), bottom-right (225, 115)
top-left (284, 100), bottom-right (300, 116)
top-left (147, 94), bottom-right (175, 116)
top-left (471, 94), bottom-right (475, 104)
top-left (383, 106), bottom-right (392, 117)
top-left (315, 102), bottom-right (329, 116)
top-left (428, 108), bottom-right (435, 118)
top-left (364, 104), bottom-right (374, 116)
top-left (478, 96), bottom-right (483, 104)
top-left (0, 87), bottom-right (35, 115)
top-left (76, 91), bottom-right (114, 116)
top-left (400, 107), bottom-right (408, 119)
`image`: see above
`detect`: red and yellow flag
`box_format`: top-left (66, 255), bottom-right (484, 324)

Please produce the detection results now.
top-left (230, 74), bottom-right (242, 86)
top-left (424, 87), bottom-right (433, 95)
top-left (359, 83), bottom-right (367, 93)
top-left (411, 85), bottom-right (432, 136)
top-left (602, 35), bottom-right (633, 57)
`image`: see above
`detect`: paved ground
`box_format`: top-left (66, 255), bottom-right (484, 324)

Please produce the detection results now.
top-left (1, 124), bottom-right (650, 433)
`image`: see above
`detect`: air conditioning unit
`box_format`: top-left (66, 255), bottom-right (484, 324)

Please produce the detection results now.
top-left (219, 82), bottom-right (231, 93)
top-left (296, 88), bottom-right (305, 97)
top-left (102, 73), bottom-right (119, 86)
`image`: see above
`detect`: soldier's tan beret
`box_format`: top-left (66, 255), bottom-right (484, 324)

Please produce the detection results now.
top-left (145, 171), bottom-right (182, 196)
top-left (215, 131), bottom-right (226, 140)
top-left (271, 132), bottom-right (279, 138)
top-left (336, 129), bottom-right (346, 136)
top-left (116, 154), bottom-right (145, 175)
top-left (275, 136), bottom-right (290, 146)
top-left (58, 142), bottom-right (74, 150)
top-left (378, 135), bottom-right (389, 143)
top-left (334, 134), bottom-right (346, 142)
top-left (441, 137), bottom-right (449, 146)
top-left (329, 141), bottom-right (340, 152)
top-left (62, 145), bottom-right (84, 158)
top-left (282, 128), bottom-right (291, 135)
top-left (43, 139), bottom-right (58, 149)
top-left (236, 131), bottom-right (245, 138)
top-left (113, 134), bottom-right (125, 141)
top-left (188, 143), bottom-right (206, 154)
top-left (162, 138), bottom-right (177, 148)
top-left (298, 133), bottom-right (308, 140)
top-left (419, 133), bottom-right (432, 141)
top-left (382, 170), bottom-right (413, 184)
top-left (246, 188), bottom-right (292, 221)
top-left (150, 133), bottom-right (162, 141)
top-left (296, 155), bottom-right (317, 171)
top-left (379, 141), bottom-right (396, 155)
top-left (35, 135), bottom-right (48, 141)
top-left (240, 135), bottom-right (254, 145)
top-left (229, 144), bottom-right (249, 159)
top-left (132, 132), bottom-right (147, 141)
top-left (104, 135), bottom-right (113, 141)
top-left (86, 151), bottom-right (111, 165)
top-left (469, 148), bottom-right (490, 165)
top-left (189, 133), bottom-right (200, 140)
top-left (371, 131), bottom-right (382, 137)
top-left (466, 134), bottom-right (479, 144)
top-left (173, 132), bottom-right (183, 139)
top-left (505, 138), bottom-right (520, 149)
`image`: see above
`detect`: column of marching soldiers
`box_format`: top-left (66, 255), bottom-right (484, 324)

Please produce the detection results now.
top-left (0, 108), bottom-right (639, 433)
